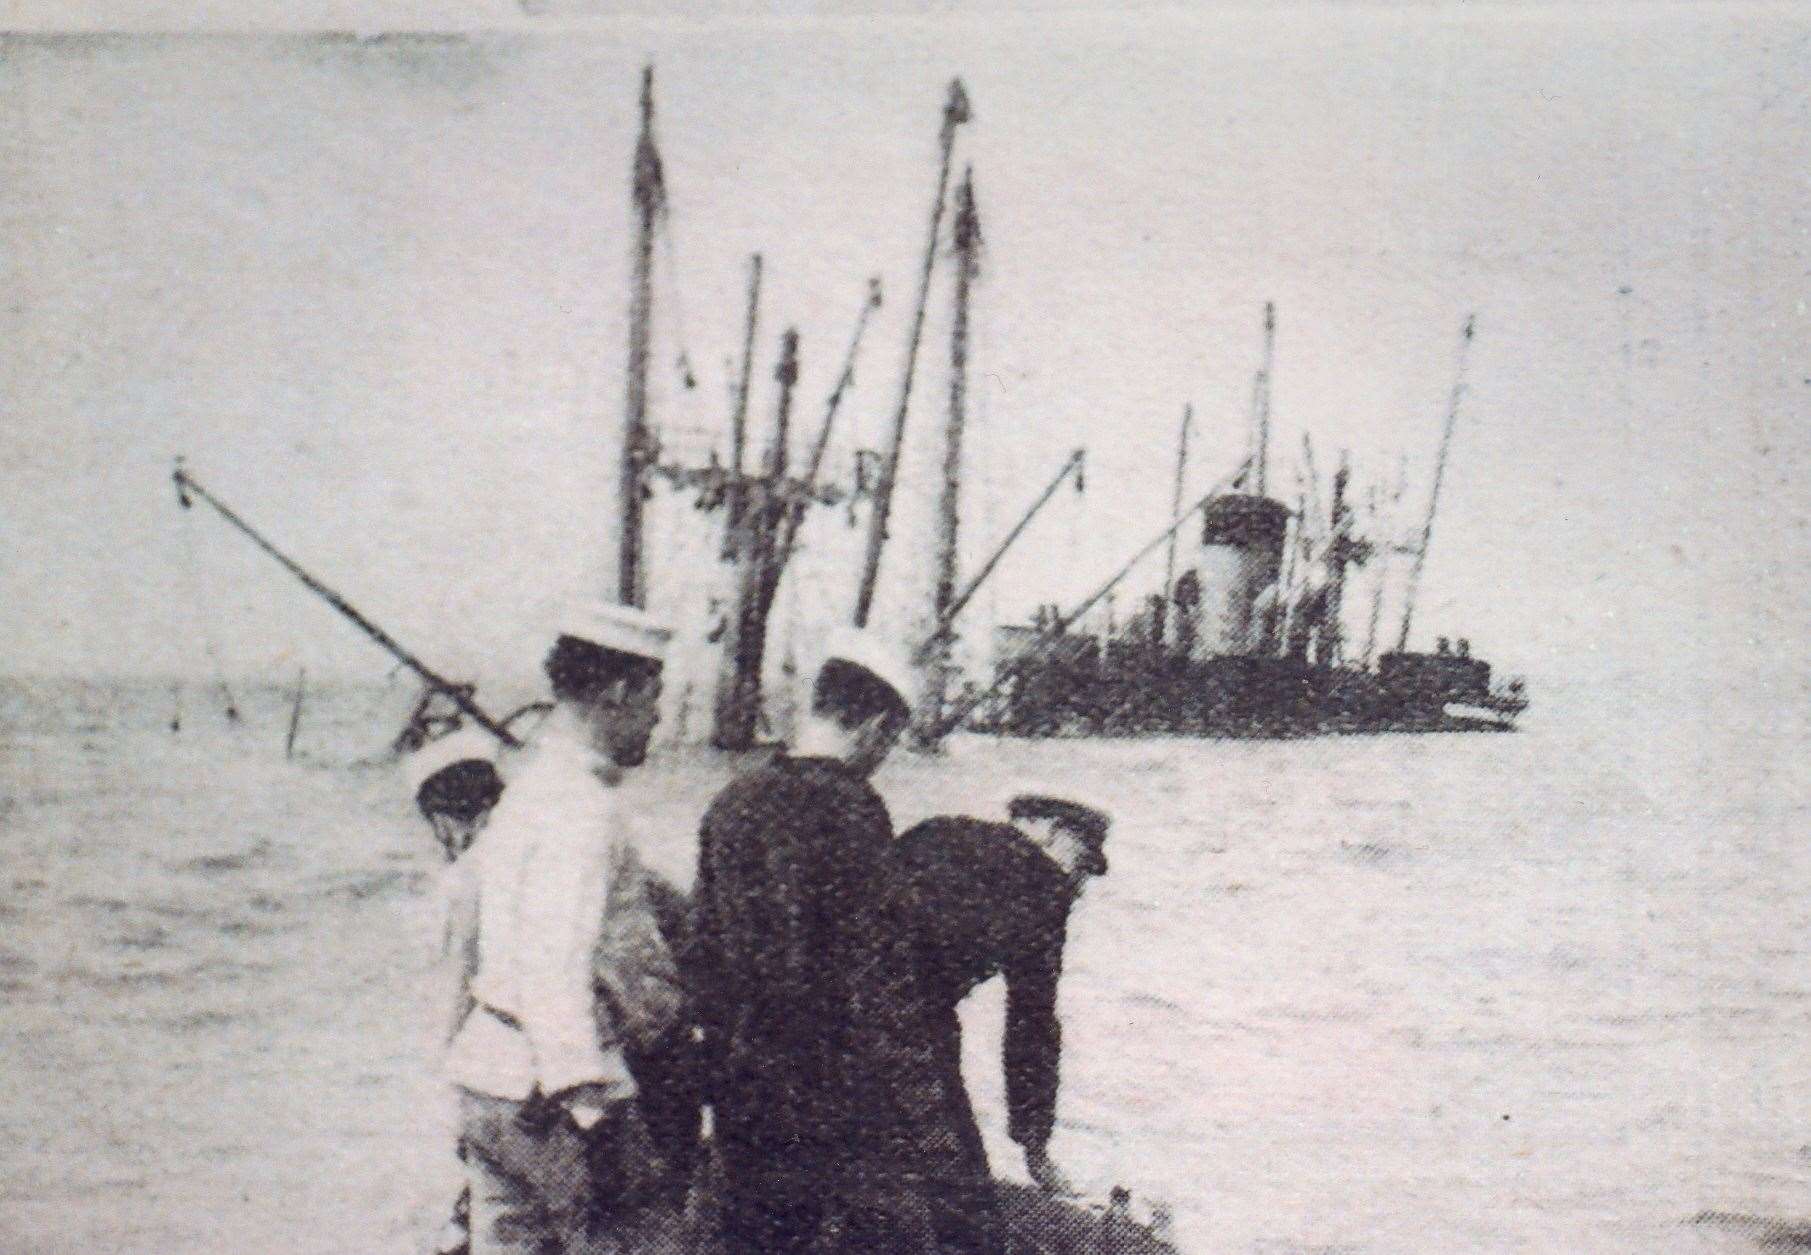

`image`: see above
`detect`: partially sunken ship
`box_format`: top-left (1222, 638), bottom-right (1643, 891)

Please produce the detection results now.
top-left (978, 313), bottom-right (1528, 739)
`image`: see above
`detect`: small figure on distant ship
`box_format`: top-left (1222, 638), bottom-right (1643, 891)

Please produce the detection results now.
top-left (856, 794), bottom-right (1112, 1251)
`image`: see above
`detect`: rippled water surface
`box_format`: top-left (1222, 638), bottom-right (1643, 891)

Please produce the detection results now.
top-left (2, 676), bottom-right (1807, 1253)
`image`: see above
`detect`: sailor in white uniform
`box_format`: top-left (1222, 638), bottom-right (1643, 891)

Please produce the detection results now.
top-left (442, 602), bottom-right (672, 1255)
top-left (403, 726), bottom-right (507, 1255)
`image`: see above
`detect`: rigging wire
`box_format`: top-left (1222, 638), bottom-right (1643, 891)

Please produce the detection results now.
top-left (176, 489), bottom-right (243, 725)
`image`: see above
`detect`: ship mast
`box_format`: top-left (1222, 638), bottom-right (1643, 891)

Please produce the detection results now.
top-left (853, 78), bottom-right (972, 628)
top-left (725, 253), bottom-right (763, 548)
top-left (1251, 302), bottom-right (1275, 496)
top-left (773, 277), bottom-right (885, 577)
top-left (1360, 452), bottom-right (1408, 666)
top-left (1161, 404), bottom-right (1192, 646)
top-left (619, 65), bottom-right (665, 608)
top-left (713, 330), bottom-right (801, 749)
top-left (702, 278), bottom-right (880, 750)
top-left (928, 447), bottom-right (1084, 647)
top-left (920, 165), bottom-right (981, 734)
top-left (1395, 315), bottom-right (1475, 653)
top-left (1321, 451), bottom-right (1357, 665)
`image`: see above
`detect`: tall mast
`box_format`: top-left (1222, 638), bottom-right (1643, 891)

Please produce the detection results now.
top-left (725, 253), bottom-right (763, 548)
top-left (921, 165), bottom-right (981, 733)
top-left (1322, 452), bottom-right (1352, 665)
top-left (854, 78), bottom-right (972, 627)
top-left (1396, 315), bottom-right (1476, 653)
top-left (1279, 489), bottom-right (1307, 658)
top-left (713, 330), bottom-right (800, 749)
top-left (1161, 403), bottom-right (1192, 645)
top-left (619, 65), bottom-right (665, 608)
top-left (1360, 453), bottom-right (1408, 666)
top-left (1252, 301), bottom-right (1275, 497)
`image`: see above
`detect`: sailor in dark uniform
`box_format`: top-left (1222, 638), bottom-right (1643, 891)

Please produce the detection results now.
top-left (690, 629), bottom-right (919, 1255)
top-left (862, 794), bottom-right (1110, 1251)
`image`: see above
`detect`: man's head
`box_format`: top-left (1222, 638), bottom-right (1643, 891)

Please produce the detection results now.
top-left (543, 602), bottom-right (673, 769)
top-left (800, 630), bottom-right (917, 776)
top-left (415, 756), bottom-right (505, 862)
top-left (1008, 794), bottom-right (1111, 892)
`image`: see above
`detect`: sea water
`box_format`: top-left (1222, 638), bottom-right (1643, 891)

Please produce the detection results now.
top-left (0, 675), bottom-right (1806, 1254)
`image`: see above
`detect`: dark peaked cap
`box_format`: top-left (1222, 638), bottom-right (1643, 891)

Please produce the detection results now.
top-left (1008, 795), bottom-right (1111, 875)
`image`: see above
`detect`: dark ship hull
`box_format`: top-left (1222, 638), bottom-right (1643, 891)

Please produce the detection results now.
top-left (978, 644), bottom-right (1526, 739)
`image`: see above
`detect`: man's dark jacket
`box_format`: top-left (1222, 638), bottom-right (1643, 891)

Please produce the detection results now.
top-left (860, 816), bottom-right (1077, 1177)
top-left (690, 753), bottom-right (896, 1166)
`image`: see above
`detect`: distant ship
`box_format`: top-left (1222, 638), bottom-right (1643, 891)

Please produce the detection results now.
top-left (974, 316), bottom-right (1528, 740)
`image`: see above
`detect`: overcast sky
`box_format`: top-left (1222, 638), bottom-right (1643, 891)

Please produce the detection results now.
top-left (3, 4), bottom-right (1807, 700)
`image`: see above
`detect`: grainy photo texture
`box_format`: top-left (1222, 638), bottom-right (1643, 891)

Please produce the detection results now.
top-left (2, 6), bottom-right (1808, 1253)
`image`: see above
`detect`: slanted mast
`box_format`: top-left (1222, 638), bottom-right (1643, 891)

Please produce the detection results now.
top-left (1396, 315), bottom-right (1476, 653)
top-left (854, 78), bottom-right (972, 628)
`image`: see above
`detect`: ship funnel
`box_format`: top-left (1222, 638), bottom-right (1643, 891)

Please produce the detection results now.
top-left (1175, 493), bottom-right (1288, 658)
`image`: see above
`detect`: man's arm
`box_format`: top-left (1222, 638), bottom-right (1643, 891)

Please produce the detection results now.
top-left (437, 861), bottom-right (481, 1047)
top-left (687, 807), bottom-right (729, 1096)
top-left (516, 788), bottom-right (637, 1111)
top-left (1003, 922), bottom-right (1067, 1182)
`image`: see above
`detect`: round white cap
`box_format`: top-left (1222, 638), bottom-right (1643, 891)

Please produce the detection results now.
top-left (403, 725), bottom-right (499, 795)
top-left (819, 626), bottom-right (921, 712)
top-left (557, 599), bottom-right (674, 664)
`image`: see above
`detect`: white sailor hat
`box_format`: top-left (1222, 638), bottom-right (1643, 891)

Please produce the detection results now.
top-left (403, 725), bottom-right (499, 796)
top-left (820, 626), bottom-right (921, 713)
top-left (557, 599), bottom-right (674, 664)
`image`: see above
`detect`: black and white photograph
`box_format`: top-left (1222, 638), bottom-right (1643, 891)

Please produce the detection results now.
top-left (2, 3), bottom-right (1808, 1251)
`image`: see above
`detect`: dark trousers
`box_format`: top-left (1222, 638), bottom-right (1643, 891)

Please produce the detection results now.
top-left (713, 1077), bottom-right (998, 1251)
top-left (860, 1005), bottom-right (1002, 1254)
top-left (624, 1031), bottom-right (705, 1202)
top-left (713, 1126), bottom-right (836, 1255)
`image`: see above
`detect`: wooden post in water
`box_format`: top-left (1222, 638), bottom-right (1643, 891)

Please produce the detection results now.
top-left (284, 666), bottom-right (306, 760)
top-left (854, 78), bottom-right (971, 628)
top-left (918, 166), bottom-right (981, 739)
top-left (619, 66), bottom-right (665, 608)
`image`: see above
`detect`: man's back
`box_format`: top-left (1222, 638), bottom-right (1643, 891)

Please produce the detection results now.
top-left (879, 817), bottom-right (1076, 1162)
top-left (691, 753), bottom-right (894, 1154)
top-left (888, 817), bottom-right (1072, 1007)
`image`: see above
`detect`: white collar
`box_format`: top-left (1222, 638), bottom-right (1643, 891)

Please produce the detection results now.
top-left (534, 706), bottom-right (624, 788)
